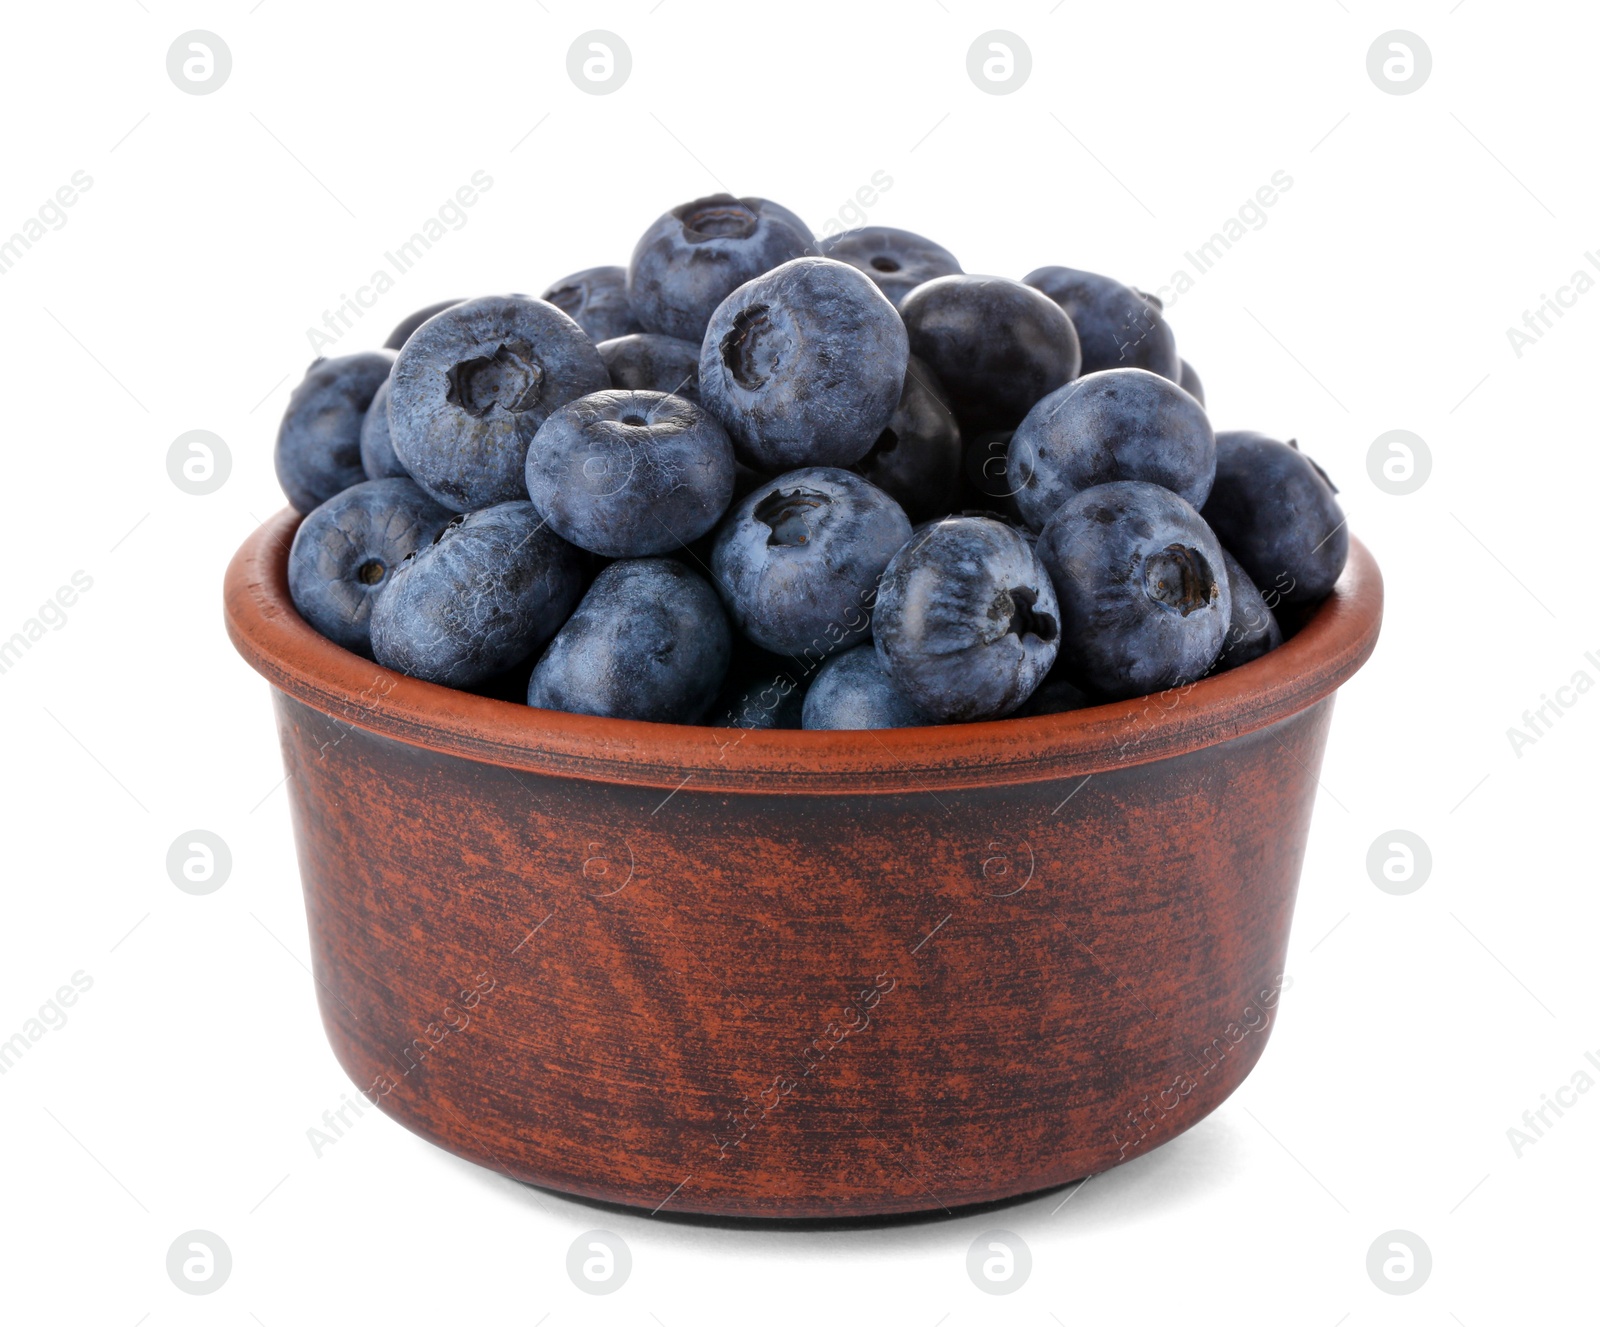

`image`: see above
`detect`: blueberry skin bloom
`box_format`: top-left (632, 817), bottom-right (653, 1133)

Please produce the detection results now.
top-left (369, 501), bottom-right (585, 688)
top-left (527, 559), bottom-right (731, 724)
top-left (384, 299), bottom-right (463, 350)
top-left (627, 193), bottom-right (815, 343)
top-left (597, 333), bottom-right (702, 403)
top-left (388, 295), bottom-right (610, 512)
top-left (1037, 481), bottom-right (1232, 700)
top-left (851, 356), bottom-right (962, 523)
top-left (525, 390), bottom-right (735, 558)
top-left (275, 350), bottom-right (396, 513)
top-left (287, 478), bottom-right (453, 657)
top-left (1009, 368), bottom-right (1216, 531)
top-left (899, 275), bottom-right (1081, 434)
top-left (711, 467), bottom-right (912, 659)
top-left (698, 257), bottom-right (910, 471)
top-left (816, 226), bottom-right (962, 308)
top-left (359, 377), bottom-right (409, 480)
top-left (801, 645), bottom-right (931, 730)
top-left (1214, 549), bottom-right (1283, 672)
top-left (873, 516), bottom-right (1060, 722)
top-left (541, 265), bottom-right (642, 343)
top-left (1179, 359), bottom-right (1205, 406)
top-left (1200, 431), bottom-right (1347, 606)
top-left (1023, 266), bottom-right (1181, 381)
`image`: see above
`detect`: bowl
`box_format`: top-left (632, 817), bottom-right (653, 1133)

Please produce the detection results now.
top-left (225, 508), bottom-right (1382, 1220)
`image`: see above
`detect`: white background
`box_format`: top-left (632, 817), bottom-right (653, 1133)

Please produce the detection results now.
top-left (1, 1), bottom-right (1595, 1322)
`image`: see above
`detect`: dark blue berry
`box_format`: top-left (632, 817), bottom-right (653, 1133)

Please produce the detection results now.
top-left (527, 558), bottom-right (731, 723)
top-left (1037, 481), bottom-right (1231, 699)
top-left (1010, 367), bottom-right (1216, 530)
top-left (525, 389), bottom-right (735, 558)
top-left (1200, 431), bottom-right (1347, 606)
top-left (597, 333), bottom-right (702, 403)
top-left (709, 646), bottom-right (808, 730)
top-left (1179, 359), bottom-right (1205, 405)
top-left (1023, 266), bottom-right (1181, 380)
top-left (711, 467), bottom-right (911, 659)
top-left (1214, 549), bottom-right (1283, 672)
top-left (287, 478), bottom-right (452, 656)
top-left (384, 299), bottom-right (463, 350)
top-left (802, 645), bottom-right (931, 730)
top-left (541, 265), bottom-right (642, 342)
top-left (698, 257), bottom-right (909, 471)
top-left (627, 194), bottom-right (813, 343)
top-left (388, 295), bottom-right (610, 512)
top-left (899, 275), bottom-right (1081, 434)
top-left (369, 501), bottom-right (585, 687)
top-left (359, 376), bottom-right (408, 480)
top-left (873, 515), bottom-right (1059, 721)
top-left (275, 350), bottom-right (395, 513)
top-left (816, 226), bottom-right (962, 308)
top-left (851, 356), bottom-right (962, 522)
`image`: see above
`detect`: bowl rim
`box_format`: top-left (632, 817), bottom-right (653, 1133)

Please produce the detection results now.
top-left (224, 507), bottom-right (1382, 794)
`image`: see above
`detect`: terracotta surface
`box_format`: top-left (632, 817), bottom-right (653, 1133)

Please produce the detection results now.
top-left (225, 508), bottom-right (1383, 1219)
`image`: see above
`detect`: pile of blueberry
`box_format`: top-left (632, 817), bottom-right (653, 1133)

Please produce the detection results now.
top-left (278, 193), bottom-right (1348, 730)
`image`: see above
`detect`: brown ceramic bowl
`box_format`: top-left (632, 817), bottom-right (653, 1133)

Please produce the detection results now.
top-left (225, 509), bottom-right (1381, 1220)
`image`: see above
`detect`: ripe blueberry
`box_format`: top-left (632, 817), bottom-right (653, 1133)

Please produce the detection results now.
top-left (1214, 549), bottom-right (1283, 672)
top-left (1009, 367), bottom-right (1216, 530)
top-left (1037, 481), bottom-right (1232, 699)
top-left (851, 356), bottom-right (962, 523)
top-left (369, 500), bottom-right (585, 687)
top-left (597, 332), bottom-right (702, 403)
top-left (388, 295), bottom-right (610, 512)
top-left (899, 275), bottom-right (1081, 433)
top-left (816, 226), bottom-right (962, 308)
top-left (627, 193), bottom-right (814, 343)
top-left (541, 265), bottom-right (642, 342)
top-left (1200, 431), bottom-right (1346, 606)
top-left (275, 350), bottom-right (395, 513)
top-left (711, 466), bottom-right (911, 659)
top-left (527, 558), bottom-right (731, 723)
top-left (873, 515), bottom-right (1060, 721)
top-left (525, 389), bottom-right (735, 558)
top-left (384, 299), bottom-right (463, 350)
top-left (359, 376), bottom-right (408, 480)
top-left (698, 257), bottom-right (909, 471)
top-left (802, 645), bottom-right (932, 730)
top-left (287, 478), bottom-right (453, 656)
top-left (1023, 266), bottom-right (1181, 381)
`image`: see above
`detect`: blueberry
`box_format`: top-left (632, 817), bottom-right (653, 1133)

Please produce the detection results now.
top-left (1014, 665), bottom-right (1093, 717)
top-left (960, 429), bottom-right (1024, 523)
top-left (627, 193), bottom-right (814, 343)
top-left (802, 645), bottom-right (931, 730)
top-left (274, 350), bottom-right (395, 513)
top-left (711, 467), bottom-right (911, 659)
top-left (359, 377), bottom-right (409, 480)
top-left (369, 500), bottom-right (585, 687)
top-left (873, 515), bottom-right (1059, 721)
top-left (597, 333), bottom-right (702, 403)
top-left (388, 295), bottom-right (610, 512)
top-left (541, 265), bottom-right (642, 342)
top-left (384, 299), bottom-right (463, 350)
top-left (1179, 359), bottom-right (1205, 405)
top-left (698, 257), bottom-right (909, 470)
top-left (525, 389), bottom-right (735, 557)
top-left (1037, 481), bottom-right (1232, 699)
top-left (1201, 431), bottom-right (1347, 606)
top-left (1023, 266), bottom-right (1181, 380)
top-left (1214, 549), bottom-right (1283, 672)
top-left (899, 274), bottom-right (1081, 434)
top-left (527, 558), bottom-right (731, 723)
top-left (1009, 367), bottom-right (1216, 530)
top-left (815, 226), bottom-right (962, 308)
top-left (850, 356), bottom-right (962, 522)
top-left (709, 646), bottom-right (808, 730)
top-left (287, 478), bottom-right (453, 656)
